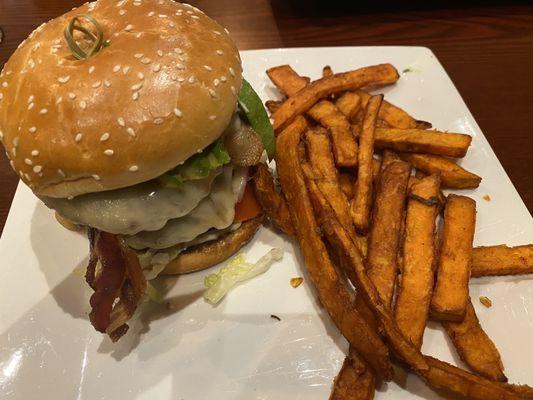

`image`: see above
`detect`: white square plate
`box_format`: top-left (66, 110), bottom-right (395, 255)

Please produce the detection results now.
top-left (0, 47), bottom-right (532, 400)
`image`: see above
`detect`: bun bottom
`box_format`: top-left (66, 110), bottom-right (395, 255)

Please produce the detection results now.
top-left (161, 215), bottom-right (263, 275)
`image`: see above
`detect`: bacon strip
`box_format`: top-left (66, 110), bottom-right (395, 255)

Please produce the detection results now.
top-left (86, 228), bottom-right (146, 342)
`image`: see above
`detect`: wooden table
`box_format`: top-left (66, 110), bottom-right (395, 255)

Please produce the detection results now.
top-left (1, 0), bottom-right (532, 233)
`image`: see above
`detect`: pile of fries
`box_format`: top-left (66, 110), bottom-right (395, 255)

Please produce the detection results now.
top-left (252, 63), bottom-right (533, 399)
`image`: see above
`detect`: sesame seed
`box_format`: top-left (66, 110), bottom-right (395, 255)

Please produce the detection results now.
top-left (123, 66), bottom-right (131, 74)
top-left (119, 9), bottom-right (126, 15)
top-left (104, 80), bottom-right (112, 87)
top-left (129, 165), bottom-right (139, 172)
top-left (203, 65), bottom-right (212, 71)
top-left (100, 132), bottom-right (110, 141)
top-left (28, 103), bottom-right (35, 110)
top-left (137, 72), bottom-right (145, 80)
top-left (79, 101), bottom-right (87, 110)
top-left (157, 50), bottom-right (164, 57)
top-left (216, 50), bottom-right (224, 56)
top-left (209, 115), bottom-right (216, 120)
top-left (40, 108), bottom-right (48, 114)
top-left (154, 118), bottom-right (164, 124)
top-left (152, 64), bottom-right (161, 72)
top-left (127, 127), bottom-right (136, 136)
top-left (0, 130), bottom-right (3, 139)
top-left (125, 24), bottom-right (133, 31)
top-left (0, 93), bottom-right (3, 100)
top-left (2, 82), bottom-right (8, 88)
top-left (33, 165), bottom-right (42, 173)
top-left (135, 32), bottom-right (143, 39)
top-left (231, 86), bottom-right (236, 95)
top-left (176, 64), bottom-right (185, 70)
top-left (173, 108), bottom-right (183, 117)
top-left (113, 65), bottom-right (121, 73)
top-left (132, 92), bottom-right (140, 100)
top-left (58, 75), bottom-right (70, 83)
top-left (56, 97), bottom-right (63, 104)
top-left (92, 174), bottom-right (101, 181)
top-left (188, 76), bottom-right (195, 83)
top-left (104, 149), bottom-right (114, 156)
top-left (118, 117), bottom-right (126, 127)
top-left (29, 127), bottom-right (37, 133)
top-left (75, 133), bottom-right (83, 142)
top-left (158, 14), bottom-right (167, 18)
top-left (68, 92), bottom-right (76, 99)
top-left (224, 28), bottom-right (230, 34)
top-left (221, 75), bottom-right (227, 82)
top-left (229, 67), bottom-right (235, 76)
top-left (213, 30), bottom-right (221, 35)
top-left (148, 11), bottom-right (155, 16)
top-left (178, 77), bottom-right (185, 82)
top-left (186, 10), bottom-right (194, 15)
top-left (31, 150), bottom-right (39, 156)
top-left (92, 81), bottom-right (101, 88)
top-left (173, 48), bottom-right (183, 54)
top-left (89, 66), bottom-right (95, 74)
top-left (141, 57), bottom-right (151, 64)
top-left (191, 15), bottom-right (199, 20)
top-left (13, 136), bottom-right (19, 146)
top-left (169, 22), bottom-right (176, 28)
top-left (208, 89), bottom-right (217, 98)
top-left (24, 173), bottom-right (32, 181)
top-left (131, 83), bottom-right (143, 91)
top-left (58, 169), bottom-right (66, 177)
top-left (213, 78), bottom-right (220, 87)
top-left (24, 158), bottom-right (33, 165)
top-left (134, 53), bottom-right (143, 59)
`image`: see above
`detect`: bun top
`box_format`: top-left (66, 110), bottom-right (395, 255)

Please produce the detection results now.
top-left (0, 0), bottom-right (242, 198)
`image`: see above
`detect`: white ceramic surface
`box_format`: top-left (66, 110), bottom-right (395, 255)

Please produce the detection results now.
top-left (0, 47), bottom-right (532, 400)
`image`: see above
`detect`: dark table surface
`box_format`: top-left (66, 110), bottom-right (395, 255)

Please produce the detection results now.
top-left (0, 0), bottom-right (532, 234)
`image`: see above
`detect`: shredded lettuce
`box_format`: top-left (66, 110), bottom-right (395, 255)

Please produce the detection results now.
top-left (203, 248), bottom-right (284, 304)
top-left (160, 139), bottom-right (230, 187)
top-left (145, 282), bottom-right (165, 304)
top-left (238, 78), bottom-right (276, 160)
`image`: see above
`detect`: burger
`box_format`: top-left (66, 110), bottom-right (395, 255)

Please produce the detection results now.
top-left (0, 0), bottom-right (273, 341)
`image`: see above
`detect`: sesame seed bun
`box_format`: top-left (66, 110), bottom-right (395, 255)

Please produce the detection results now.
top-left (0, 0), bottom-right (242, 198)
top-left (161, 215), bottom-right (262, 274)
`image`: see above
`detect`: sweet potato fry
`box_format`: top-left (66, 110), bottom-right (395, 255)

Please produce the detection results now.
top-left (443, 299), bottom-right (507, 382)
top-left (272, 64), bottom-right (399, 132)
top-left (366, 159), bottom-right (411, 306)
top-left (252, 163), bottom-right (294, 236)
top-left (336, 92), bottom-right (361, 120)
top-left (394, 174), bottom-right (440, 348)
top-left (374, 128), bottom-right (472, 158)
top-left (330, 349), bottom-right (375, 400)
top-left (265, 100), bottom-right (283, 114)
top-left (355, 90), bottom-right (431, 129)
top-left (309, 184), bottom-right (533, 399)
top-left (308, 100), bottom-right (358, 167)
top-left (471, 244), bottom-right (533, 277)
top-left (400, 153), bottom-right (481, 189)
top-left (431, 194), bottom-right (477, 322)
top-left (266, 64), bottom-right (309, 97)
top-left (275, 121), bottom-right (393, 380)
top-left (323, 65), bottom-right (334, 78)
top-left (351, 95), bottom-right (383, 233)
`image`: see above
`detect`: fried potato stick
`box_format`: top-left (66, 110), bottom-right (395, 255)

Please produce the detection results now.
top-left (336, 92), bottom-right (361, 120)
top-left (351, 95), bottom-right (383, 234)
top-left (431, 194), bottom-right (477, 322)
top-left (400, 153), bottom-right (481, 189)
top-left (366, 159), bottom-right (411, 307)
top-left (443, 299), bottom-right (507, 382)
top-left (323, 65), bottom-right (334, 78)
top-left (266, 64), bottom-right (309, 97)
top-left (253, 163), bottom-right (294, 236)
top-left (275, 121), bottom-right (393, 380)
top-left (471, 245), bottom-right (533, 277)
top-left (272, 64), bottom-right (399, 132)
top-left (308, 184), bottom-right (533, 399)
top-left (265, 100), bottom-right (283, 114)
top-left (355, 90), bottom-right (431, 129)
top-left (330, 348), bottom-right (375, 400)
top-left (394, 174), bottom-right (440, 348)
top-left (308, 100), bottom-right (359, 167)
top-left (374, 128), bottom-right (472, 158)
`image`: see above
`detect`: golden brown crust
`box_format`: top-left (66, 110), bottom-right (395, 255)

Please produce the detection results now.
top-left (0, 0), bottom-right (242, 198)
top-left (161, 216), bottom-right (262, 275)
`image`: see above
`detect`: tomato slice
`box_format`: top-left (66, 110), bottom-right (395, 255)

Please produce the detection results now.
top-left (234, 182), bottom-right (262, 222)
